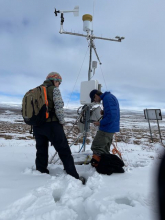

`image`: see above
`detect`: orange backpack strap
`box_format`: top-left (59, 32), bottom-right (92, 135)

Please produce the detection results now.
top-left (42, 86), bottom-right (49, 119)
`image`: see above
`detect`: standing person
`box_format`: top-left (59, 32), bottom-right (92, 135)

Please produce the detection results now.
top-left (33, 72), bottom-right (84, 183)
top-left (89, 89), bottom-right (120, 165)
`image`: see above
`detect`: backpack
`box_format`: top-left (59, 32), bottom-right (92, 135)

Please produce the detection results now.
top-left (22, 85), bottom-right (49, 126)
top-left (94, 154), bottom-right (125, 175)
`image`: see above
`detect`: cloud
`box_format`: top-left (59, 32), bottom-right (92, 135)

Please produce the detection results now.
top-left (0, 0), bottom-right (165, 111)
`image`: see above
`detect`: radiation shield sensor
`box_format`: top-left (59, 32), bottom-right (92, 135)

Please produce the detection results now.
top-left (82, 14), bottom-right (93, 33)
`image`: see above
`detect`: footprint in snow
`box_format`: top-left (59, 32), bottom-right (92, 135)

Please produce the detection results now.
top-left (115, 197), bottom-right (135, 207)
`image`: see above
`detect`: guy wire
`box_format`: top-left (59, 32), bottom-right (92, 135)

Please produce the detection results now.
top-left (99, 64), bottom-right (108, 90)
top-left (66, 47), bottom-right (89, 108)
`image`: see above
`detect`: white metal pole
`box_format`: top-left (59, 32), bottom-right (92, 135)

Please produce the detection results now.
top-left (88, 37), bottom-right (93, 81)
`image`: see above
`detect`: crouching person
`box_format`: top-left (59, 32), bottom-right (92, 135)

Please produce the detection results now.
top-left (89, 89), bottom-right (124, 174)
top-left (33, 72), bottom-right (85, 184)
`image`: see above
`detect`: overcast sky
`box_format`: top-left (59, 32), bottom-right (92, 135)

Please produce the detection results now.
top-left (0, 0), bottom-right (165, 111)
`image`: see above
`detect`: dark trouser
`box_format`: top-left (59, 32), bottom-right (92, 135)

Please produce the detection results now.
top-left (91, 130), bottom-right (114, 155)
top-left (33, 121), bottom-right (79, 179)
top-left (158, 154), bottom-right (165, 220)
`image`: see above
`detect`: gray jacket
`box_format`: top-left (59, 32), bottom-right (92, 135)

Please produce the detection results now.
top-left (53, 87), bottom-right (65, 125)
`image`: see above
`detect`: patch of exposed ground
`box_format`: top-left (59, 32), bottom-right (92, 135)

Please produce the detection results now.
top-left (0, 107), bottom-right (164, 146)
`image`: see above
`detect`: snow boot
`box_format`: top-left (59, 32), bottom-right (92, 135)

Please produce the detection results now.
top-left (79, 176), bottom-right (86, 185)
top-left (37, 168), bottom-right (49, 174)
top-left (90, 154), bottom-right (101, 167)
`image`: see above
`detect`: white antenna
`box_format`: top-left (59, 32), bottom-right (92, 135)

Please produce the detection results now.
top-left (92, 0), bottom-right (96, 30)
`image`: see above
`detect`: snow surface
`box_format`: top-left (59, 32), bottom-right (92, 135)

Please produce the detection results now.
top-left (0, 108), bottom-right (164, 220)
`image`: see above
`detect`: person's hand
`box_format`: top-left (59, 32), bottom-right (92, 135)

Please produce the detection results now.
top-left (93, 121), bottom-right (100, 126)
top-left (100, 110), bottom-right (104, 115)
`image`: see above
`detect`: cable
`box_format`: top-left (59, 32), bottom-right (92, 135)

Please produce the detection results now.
top-left (50, 106), bottom-right (87, 164)
top-left (78, 136), bottom-right (86, 153)
top-left (52, 132), bottom-right (86, 165)
top-left (99, 64), bottom-right (108, 90)
top-left (66, 47), bottom-right (89, 108)
top-left (90, 62), bottom-right (108, 90)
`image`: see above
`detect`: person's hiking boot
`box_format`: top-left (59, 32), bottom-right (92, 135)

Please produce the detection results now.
top-left (45, 169), bottom-right (49, 174)
top-left (37, 168), bottom-right (49, 174)
top-left (114, 167), bottom-right (125, 173)
top-left (79, 176), bottom-right (86, 185)
top-left (90, 154), bottom-right (101, 167)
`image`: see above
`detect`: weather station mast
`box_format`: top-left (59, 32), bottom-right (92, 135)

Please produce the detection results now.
top-left (54, 6), bottom-right (124, 152)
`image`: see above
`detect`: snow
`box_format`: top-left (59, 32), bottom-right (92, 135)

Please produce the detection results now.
top-left (0, 110), bottom-right (22, 123)
top-left (0, 108), bottom-right (164, 220)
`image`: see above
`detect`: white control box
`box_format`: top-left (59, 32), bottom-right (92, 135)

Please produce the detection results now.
top-left (80, 80), bottom-right (99, 104)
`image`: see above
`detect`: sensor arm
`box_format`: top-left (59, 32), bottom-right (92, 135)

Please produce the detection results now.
top-left (59, 30), bottom-right (88, 37)
top-left (59, 29), bottom-right (124, 42)
top-left (92, 36), bottom-right (124, 42)
top-left (59, 31), bottom-right (124, 43)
